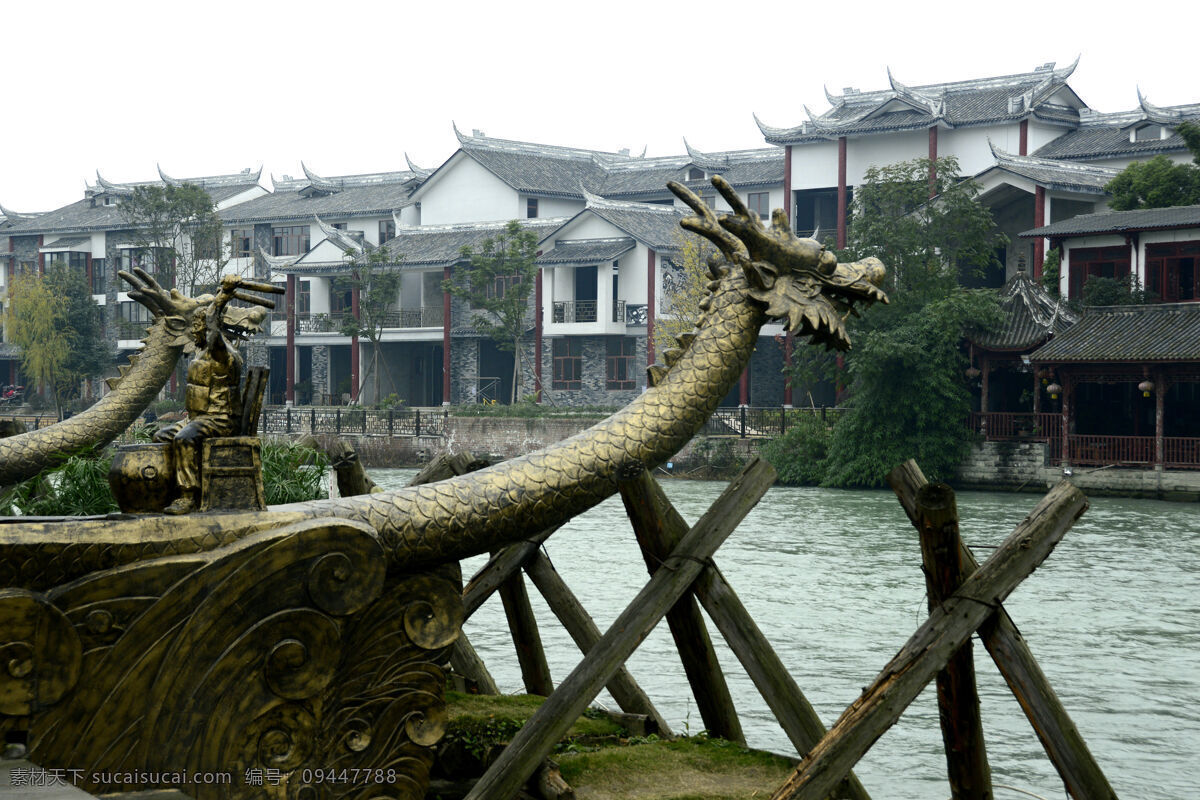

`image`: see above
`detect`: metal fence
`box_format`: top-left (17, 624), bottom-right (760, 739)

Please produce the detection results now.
top-left (258, 406), bottom-right (448, 437)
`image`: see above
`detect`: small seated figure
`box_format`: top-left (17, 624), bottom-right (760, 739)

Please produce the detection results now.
top-left (154, 275), bottom-right (266, 515)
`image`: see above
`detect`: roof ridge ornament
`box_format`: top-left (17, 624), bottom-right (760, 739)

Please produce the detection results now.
top-left (301, 162), bottom-right (340, 194)
top-left (452, 121), bottom-right (470, 145)
top-left (824, 84), bottom-right (841, 108)
top-left (1136, 87), bottom-right (1184, 124)
top-left (157, 164), bottom-right (182, 187)
top-left (886, 66), bottom-right (941, 116)
top-left (683, 138), bottom-right (729, 170)
top-left (404, 152), bottom-right (434, 180)
top-left (258, 246), bottom-right (301, 269)
top-left (95, 171), bottom-right (134, 195)
top-left (314, 214), bottom-right (368, 254)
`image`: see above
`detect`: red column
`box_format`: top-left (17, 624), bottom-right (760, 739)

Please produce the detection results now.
top-left (1019, 119), bottom-right (1029, 156)
top-left (646, 249), bottom-right (656, 366)
top-left (534, 267), bottom-right (543, 403)
top-left (739, 368), bottom-right (749, 406)
top-left (350, 283), bottom-right (360, 402)
top-left (928, 126), bottom-right (938, 198)
top-left (1061, 376), bottom-right (1071, 466)
top-left (285, 274), bottom-right (296, 404)
top-left (1155, 371), bottom-right (1165, 467)
top-left (1033, 186), bottom-right (1046, 279)
top-left (783, 332), bottom-right (794, 407)
top-left (783, 145), bottom-right (792, 228)
top-left (836, 137), bottom-right (848, 250)
top-left (37, 235), bottom-right (44, 273)
top-left (85, 253), bottom-right (93, 295)
top-left (442, 265), bottom-right (452, 405)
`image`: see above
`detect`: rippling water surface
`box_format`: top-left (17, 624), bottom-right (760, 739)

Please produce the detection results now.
top-left (373, 469), bottom-right (1198, 800)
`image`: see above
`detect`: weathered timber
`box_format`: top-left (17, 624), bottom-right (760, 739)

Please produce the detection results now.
top-left (463, 530), bottom-right (556, 618)
top-left (617, 464), bottom-right (744, 744)
top-left (450, 633), bottom-right (502, 695)
top-left (770, 480), bottom-right (1088, 800)
top-left (523, 549), bottom-right (673, 735)
top-left (410, 450), bottom-right (491, 486)
top-left (464, 457), bottom-right (777, 800)
top-left (915, 482), bottom-right (992, 800)
top-left (534, 758), bottom-right (575, 800)
top-left (888, 461), bottom-right (1117, 800)
top-left (297, 434), bottom-right (380, 497)
top-left (625, 468), bottom-right (871, 800)
top-left (497, 561), bottom-right (555, 696)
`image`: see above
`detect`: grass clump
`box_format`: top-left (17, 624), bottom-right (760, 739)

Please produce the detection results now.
top-left (442, 691), bottom-right (623, 760)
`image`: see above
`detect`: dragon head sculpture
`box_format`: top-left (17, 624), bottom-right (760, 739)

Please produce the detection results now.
top-left (119, 268), bottom-right (275, 353)
top-left (668, 175), bottom-right (887, 350)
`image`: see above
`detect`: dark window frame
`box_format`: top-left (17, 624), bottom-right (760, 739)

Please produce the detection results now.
top-left (552, 337), bottom-right (582, 390)
top-left (527, 198), bottom-right (539, 219)
top-left (273, 225), bottom-right (310, 256)
top-left (605, 336), bottom-right (637, 390)
top-left (1067, 245), bottom-right (1131, 300)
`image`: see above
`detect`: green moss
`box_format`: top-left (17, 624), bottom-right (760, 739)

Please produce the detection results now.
top-left (442, 692), bottom-right (625, 760)
top-left (557, 736), bottom-right (796, 800)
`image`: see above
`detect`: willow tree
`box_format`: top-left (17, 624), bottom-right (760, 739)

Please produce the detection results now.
top-left (5, 265), bottom-right (110, 412)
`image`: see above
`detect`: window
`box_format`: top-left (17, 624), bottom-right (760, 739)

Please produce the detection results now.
top-left (688, 167), bottom-right (705, 181)
top-left (230, 229), bottom-right (253, 258)
top-left (527, 198), bottom-right (539, 219)
top-left (118, 248), bottom-right (173, 285)
top-left (378, 220), bottom-right (396, 244)
top-left (1146, 241), bottom-right (1200, 302)
top-left (298, 279), bottom-right (311, 314)
top-left (1067, 245), bottom-right (1131, 300)
top-left (794, 188), bottom-right (841, 239)
top-left (331, 277), bottom-right (353, 314)
top-left (552, 338), bottom-right (582, 390)
top-left (606, 336), bottom-right (637, 390)
top-left (44, 252), bottom-right (88, 270)
top-left (471, 275), bottom-right (523, 308)
top-left (92, 258), bottom-right (107, 294)
top-left (747, 192), bottom-right (770, 220)
top-left (273, 225), bottom-right (310, 256)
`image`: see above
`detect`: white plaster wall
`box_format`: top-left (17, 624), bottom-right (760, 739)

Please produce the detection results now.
top-left (90, 232), bottom-right (106, 259)
top-left (309, 276), bottom-right (331, 314)
top-left (1027, 122), bottom-right (1069, 155)
top-left (522, 195), bottom-right (584, 220)
top-left (621, 246), bottom-right (650, 306)
top-left (418, 155), bottom-right (519, 225)
top-left (938, 126), bottom-right (1005, 175)
top-left (216, 185), bottom-right (268, 211)
top-left (397, 206), bottom-right (421, 226)
top-left (790, 141), bottom-right (840, 190)
top-left (846, 129), bottom-right (928, 185)
top-left (551, 214), bottom-right (627, 241)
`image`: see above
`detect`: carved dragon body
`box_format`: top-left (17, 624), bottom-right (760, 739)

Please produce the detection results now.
top-left (1, 179), bottom-right (886, 589)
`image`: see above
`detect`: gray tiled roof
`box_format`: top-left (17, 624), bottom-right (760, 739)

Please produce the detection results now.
top-left (985, 145), bottom-right (1118, 193)
top-left (1021, 205), bottom-right (1200, 238)
top-left (1033, 101), bottom-right (1200, 161)
top-left (41, 236), bottom-right (90, 250)
top-left (1030, 302), bottom-right (1200, 362)
top-left (222, 174), bottom-right (417, 224)
top-left (971, 269), bottom-right (1077, 351)
top-left (5, 177), bottom-right (262, 235)
top-left (537, 238), bottom-right (635, 266)
top-left (759, 61), bottom-right (1083, 144)
top-left (553, 195), bottom-right (686, 252)
top-left (279, 218), bottom-right (567, 274)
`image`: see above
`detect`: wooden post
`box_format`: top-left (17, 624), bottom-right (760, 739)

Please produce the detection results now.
top-left (888, 461), bottom-right (1117, 800)
top-left (450, 634), bottom-right (501, 695)
top-left (463, 530), bottom-right (555, 618)
top-left (523, 550), bottom-right (673, 735)
top-left (915, 483), bottom-right (992, 800)
top-left (464, 458), bottom-right (777, 800)
top-left (625, 468), bottom-right (872, 799)
top-left (497, 563), bottom-right (555, 696)
top-left (617, 465), bottom-right (744, 744)
top-left (770, 480), bottom-right (1088, 800)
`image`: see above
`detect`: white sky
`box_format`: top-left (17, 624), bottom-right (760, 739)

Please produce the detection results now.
top-left (2, 0), bottom-right (1196, 212)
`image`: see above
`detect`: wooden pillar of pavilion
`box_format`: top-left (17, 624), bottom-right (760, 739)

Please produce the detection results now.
top-left (1155, 370), bottom-right (1166, 466)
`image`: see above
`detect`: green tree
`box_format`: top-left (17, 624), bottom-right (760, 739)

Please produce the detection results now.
top-left (340, 245), bottom-right (403, 403)
top-left (788, 156), bottom-right (1005, 487)
top-left (445, 221), bottom-right (539, 404)
top-left (5, 264), bottom-right (111, 412)
top-left (1104, 155), bottom-right (1200, 210)
top-left (1179, 120), bottom-right (1200, 165)
top-left (119, 182), bottom-right (228, 296)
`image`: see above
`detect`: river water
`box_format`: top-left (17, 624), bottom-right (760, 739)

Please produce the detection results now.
top-left (372, 469), bottom-right (1198, 800)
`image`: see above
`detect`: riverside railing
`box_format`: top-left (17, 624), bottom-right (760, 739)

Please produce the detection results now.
top-left (701, 406), bottom-right (846, 438)
top-left (258, 406), bottom-right (448, 438)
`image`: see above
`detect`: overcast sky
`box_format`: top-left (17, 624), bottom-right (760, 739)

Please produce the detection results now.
top-left (2, 0), bottom-right (1195, 212)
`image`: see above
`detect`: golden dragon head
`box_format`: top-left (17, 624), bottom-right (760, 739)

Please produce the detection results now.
top-left (668, 176), bottom-right (887, 350)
